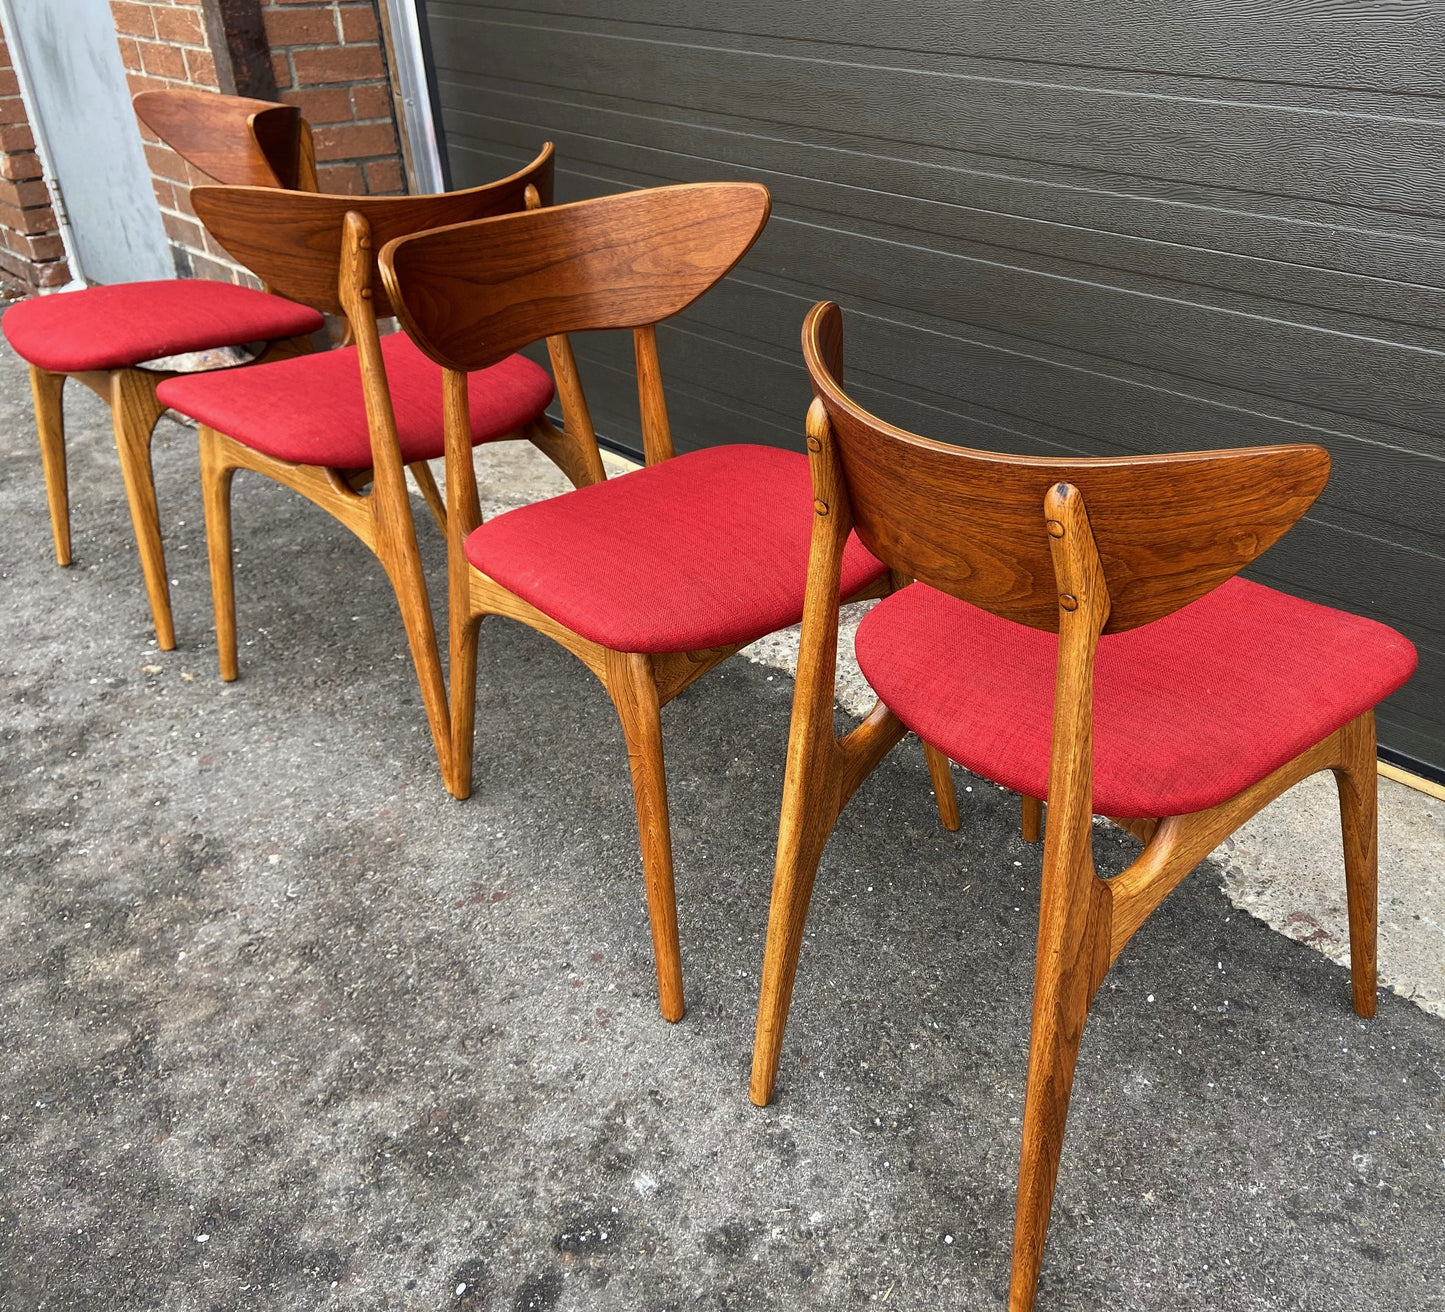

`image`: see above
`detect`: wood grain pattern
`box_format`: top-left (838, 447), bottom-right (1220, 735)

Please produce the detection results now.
top-left (28, 365), bottom-right (68, 566)
top-left (749, 309), bottom-right (1389, 1312)
top-left (379, 184), bottom-right (771, 372)
top-left (133, 89), bottom-right (305, 189)
top-left (191, 144), bottom-right (556, 317)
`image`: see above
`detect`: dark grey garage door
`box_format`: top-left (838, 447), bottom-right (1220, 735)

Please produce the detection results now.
top-left (423, 1), bottom-right (1445, 779)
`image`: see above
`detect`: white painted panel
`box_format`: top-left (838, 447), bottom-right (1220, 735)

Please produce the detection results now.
top-left (4, 0), bottom-right (172, 284)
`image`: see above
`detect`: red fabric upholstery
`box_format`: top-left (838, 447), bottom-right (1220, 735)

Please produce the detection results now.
top-left (466, 444), bottom-right (887, 653)
top-left (855, 577), bottom-right (1417, 818)
top-left (157, 332), bottom-right (554, 468)
top-left (2, 280), bottom-right (323, 374)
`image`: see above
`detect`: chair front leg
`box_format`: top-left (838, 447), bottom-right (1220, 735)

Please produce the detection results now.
top-left (109, 368), bottom-right (174, 649)
top-left (923, 742), bottom-right (960, 831)
top-left (197, 426), bottom-right (240, 681)
top-left (1332, 710), bottom-right (1378, 1018)
top-left (448, 605), bottom-right (484, 801)
top-left (604, 648), bottom-right (684, 1022)
top-left (28, 365), bottom-right (69, 566)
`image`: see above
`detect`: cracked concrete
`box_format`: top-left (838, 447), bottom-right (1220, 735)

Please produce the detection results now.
top-left (1, 339), bottom-right (1443, 1311)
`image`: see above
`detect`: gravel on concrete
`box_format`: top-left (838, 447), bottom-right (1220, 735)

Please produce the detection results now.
top-left (2, 342), bottom-right (1443, 1311)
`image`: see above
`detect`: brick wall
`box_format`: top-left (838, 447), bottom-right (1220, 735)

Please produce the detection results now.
top-left (263, 2), bottom-right (404, 196)
top-left (110, 0), bottom-right (406, 281)
top-left (0, 32), bottom-right (69, 293)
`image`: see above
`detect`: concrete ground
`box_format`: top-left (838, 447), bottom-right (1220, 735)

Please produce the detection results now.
top-left (1, 338), bottom-right (1442, 1311)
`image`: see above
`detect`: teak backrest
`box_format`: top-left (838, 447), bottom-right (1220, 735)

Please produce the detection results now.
top-left (133, 88), bottom-right (312, 191)
top-left (803, 302), bottom-right (1331, 634)
top-left (378, 183), bottom-right (772, 372)
top-left (190, 144), bottom-right (556, 318)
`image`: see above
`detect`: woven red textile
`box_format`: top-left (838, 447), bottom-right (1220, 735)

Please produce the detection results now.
top-left (2, 281), bottom-right (323, 374)
top-left (158, 332), bottom-right (553, 468)
top-left (466, 444), bottom-right (887, 654)
top-left (854, 576), bottom-right (1417, 817)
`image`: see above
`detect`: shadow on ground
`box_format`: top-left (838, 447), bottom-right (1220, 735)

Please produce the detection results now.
top-left (1, 348), bottom-right (1442, 1310)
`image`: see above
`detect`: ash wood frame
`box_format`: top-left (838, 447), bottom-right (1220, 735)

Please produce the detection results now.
top-left (189, 146), bottom-right (604, 788)
top-left (28, 90), bottom-right (319, 649)
top-left (749, 302), bottom-right (1381, 1312)
top-left (381, 184), bottom-right (945, 1021)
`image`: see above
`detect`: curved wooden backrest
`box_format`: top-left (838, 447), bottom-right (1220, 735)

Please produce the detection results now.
top-left (804, 302), bottom-right (1331, 634)
top-left (190, 144), bottom-right (556, 317)
top-left (378, 183), bottom-right (772, 371)
top-left (133, 88), bottom-right (309, 190)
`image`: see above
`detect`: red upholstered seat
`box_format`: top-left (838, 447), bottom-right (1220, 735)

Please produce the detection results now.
top-left (855, 577), bottom-right (1417, 818)
top-left (466, 444), bottom-right (887, 653)
top-left (156, 331), bottom-right (554, 468)
top-left (1, 280), bottom-right (323, 374)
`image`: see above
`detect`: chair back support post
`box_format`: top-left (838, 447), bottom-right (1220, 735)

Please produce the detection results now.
top-left (633, 324), bottom-right (676, 465)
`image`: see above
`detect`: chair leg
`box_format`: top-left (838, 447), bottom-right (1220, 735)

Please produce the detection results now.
top-left (1333, 711), bottom-right (1378, 1019)
top-left (109, 369), bottom-right (174, 649)
top-left (604, 648), bottom-right (684, 1022)
top-left (750, 753), bottom-right (847, 1106)
top-left (373, 514), bottom-right (453, 790)
top-left (923, 742), bottom-right (960, 831)
top-left (447, 608), bottom-right (483, 801)
top-left (197, 427), bottom-right (239, 682)
top-left (1022, 795), bottom-right (1044, 843)
top-left (29, 365), bottom-right (70, 566)
top-left (407, 460), bottom-right (447, 533)
top-left (1009, 880), bottom-right (1104, 1312)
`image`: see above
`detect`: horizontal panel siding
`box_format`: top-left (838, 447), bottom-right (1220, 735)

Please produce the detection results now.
top-left (429, 1), bottom-right (1445, 772)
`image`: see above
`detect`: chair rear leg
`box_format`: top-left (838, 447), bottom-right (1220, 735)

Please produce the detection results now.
top-left (198, 427), bottom-right (240, 681)
top-left (29, 366), bottom-right (70, 566)
top-left (605, 649), bottom-right (684, 1022)
top-left (448, 608), bottom-right (483, 801)
top-left (923, 742), bottom-right (960, 831)
top-left (1010, 867), bottom-right (1108, 1311)
top-left (1333, 711), bottom-right (1378, 1018)
top-left (109, 369), bottom-right (174, 649)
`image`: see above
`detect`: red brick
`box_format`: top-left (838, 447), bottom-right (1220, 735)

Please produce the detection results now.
top-left (0, 70), bottom-right (20, 98)
top-left (0, 97), bottom-right (30, 127)
top-left (0, 150), bottom-right (43, 182)
top-left (339, 4), bottom-right (379, 43)
top-left (139, 40), bottom-right (187, 80)
top-left (144, 141), bottom-right (192, 184)
top-left (35, 258), bottom-right (72, 288)
top-left (149, 176), bottom-right (177, 212)
top-left (262, 6), bottom-right (338, 45)
top-left (153, 6), bottom-right (205, 46)
top-left (2, 230), bottom-right (66, 263)
top-left (349, 81), bottom-right (392, 120)
top-left (271, 52), bottom-right (293, 90)
top-left (316, 161), bottom-right (365, 194)
top-left (184, 47), bottom-right (219, 87)
top-left (292, 44), bottom-right (384, 85)
top-left (280, 87), bottom-right (352, 125)
top-left (313, 119), bottom-right (397, 162)
top-left (110, 1), bottom-right (155, 38)
top-left (363, 157), bottom-right (402, 195)
top-left (0, 200), bottom-right (58, 237)
top-left (189, 251), bottom-right (244, 284)
top-left (0, 124), bottom-right (35, 153)
top-left (0, 176), bottom-right (54, 209)
top-left (162, 209), bottom-right (206, 249)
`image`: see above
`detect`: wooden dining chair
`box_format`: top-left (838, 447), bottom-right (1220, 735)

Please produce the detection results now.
top-left (749, 301), bottom-right (1418, 1311)
top-left (155, 144), bottom-right (604, 787)
top-left (1, 89), bottom-right (325, 650)
top-left (377, 185), bottom-right (933, 1021)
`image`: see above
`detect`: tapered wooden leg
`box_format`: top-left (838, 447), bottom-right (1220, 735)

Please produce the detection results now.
top-left (447, 608), bottom-right (483, 801)
top-left (1333, 711), bottom-right (1378, 1019)
top-left (1022, 795), bottom-right (1044, 844)
top-left (923, 742), bottom-right (960, 831)
top-left (605, 649), bottom-right (684, 1022)
top-left (1009, 887), bottom-right (1105, 1312)
top-left (29, 365), bottom-right (70, 566)
top-left (198, 427), bottom-right (239, 682)
top-left (373, 515), bottom-right (453, 789)
top-left (109, 368), bottom-right (173, 649)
